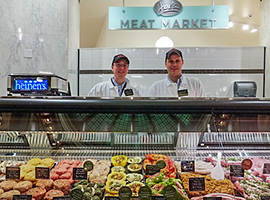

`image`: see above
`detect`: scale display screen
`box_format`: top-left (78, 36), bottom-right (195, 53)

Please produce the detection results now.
top-left (13, 77), bottom-right (48, 92)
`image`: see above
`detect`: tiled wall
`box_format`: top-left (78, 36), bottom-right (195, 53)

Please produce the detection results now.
top-left (79, 47), bottom-right (264, 97)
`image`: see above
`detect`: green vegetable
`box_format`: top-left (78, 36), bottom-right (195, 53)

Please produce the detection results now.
top-left (84, 187), bottom-right (93, 194)
top-left (92, 196), bottom-right (100, 200)
top-left (96, 183), bottom-right (105, 188)
top-left (83, 192), bottom-right (92, 200)
top-left (165, 178), bottom-right (175, 186)
top-left (95, 188), bottom-right (102, 196)
top-left (87, 182), bottom-right (95, 187)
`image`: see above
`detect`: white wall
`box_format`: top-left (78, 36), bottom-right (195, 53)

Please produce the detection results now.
top-left (79, 47), bottom-right (264, 97)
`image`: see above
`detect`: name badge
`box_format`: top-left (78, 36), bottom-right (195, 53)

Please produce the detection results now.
top-left (124, 89), bottom-right (134, 96)
top-left (178, 89), bottom-right (188, 97)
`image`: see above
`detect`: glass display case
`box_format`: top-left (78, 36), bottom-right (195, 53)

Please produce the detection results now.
top-left (1, 96), bottom-right (270, 199)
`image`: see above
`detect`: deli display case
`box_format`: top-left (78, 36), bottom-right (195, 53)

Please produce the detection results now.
top-left (0, 96), bottom-right (270, 200)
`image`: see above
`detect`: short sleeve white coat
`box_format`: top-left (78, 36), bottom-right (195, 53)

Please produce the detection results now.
top-left (88, 78), bottom-right (140, 97)
top-left (148, 75), bottom-right (206, 97)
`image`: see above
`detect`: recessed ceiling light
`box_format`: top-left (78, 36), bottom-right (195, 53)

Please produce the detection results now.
top-left (228, 21), bottom-right (234, 28)
top-left (250, 28), bottom-right (258, 33)
top-left (242, 24), bottom-right (249, 30)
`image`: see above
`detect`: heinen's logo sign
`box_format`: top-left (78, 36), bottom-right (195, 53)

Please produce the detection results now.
top-left (154, 0), bottom-right (183, 16)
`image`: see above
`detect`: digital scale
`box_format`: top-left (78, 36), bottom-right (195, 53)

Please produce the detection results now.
top-left (7, 73), bottom-right (71, 96)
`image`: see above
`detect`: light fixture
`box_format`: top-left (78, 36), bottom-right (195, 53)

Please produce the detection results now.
top-left (250, 28), bottom-right (258, 33)
top-left (242, 24), bottom-right (250, 30)
top-left (155, 36), bottom-right (174, 48)
top-left (228, 21), bottom-right (234, 28)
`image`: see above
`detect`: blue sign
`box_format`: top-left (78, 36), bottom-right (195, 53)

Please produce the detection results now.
top-left (109, 5), bottom-right (229, 30)
top-left (15, 79), bottom-right (48, 91)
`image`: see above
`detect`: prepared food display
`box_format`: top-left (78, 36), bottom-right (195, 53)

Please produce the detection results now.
top-left (127, 156), bottom-right (142, 164)
top-left (105, 180), bottom-right (126, 195)
top-left (126, 173), bottom-right (143, 182)
top-left (111, 166), bottom-right (125, 173)
top-left (145, 172), bottom-right (189, 199)
top-left (127, 163), bottom-right (142, 173)
top-left (0, 161), bottom-right (25, 180)
top-left (180, 173), bottom-right (236, 197)
top-left (143, 153), bottom-right (177, 178)
top-left (88, 160), bottom-right (111, 184)
top-left (1, 154), bottom-right (270, 199)
top-left (107, 172), bottom-right (126, 181)
top-left (70, 179), bottom-right (104, 200)
top-left (111, 155), bottom-right (127, 167)
top-left (126, 181), bottom-right (145, 196)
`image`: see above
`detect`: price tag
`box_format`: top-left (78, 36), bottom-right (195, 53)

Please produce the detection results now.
top-left (145, 165), bottom-right (160, 175)
top-left (261, 196), bottom-right (270, 200)
top-left (119, 186), bottom-right (132, 200)
top-left (263, 163), bottom-right (270, 174)
top-left (189, 177), bottom-right (205, 191)
top-left (72, 168), bottom-right (87, 180)
top-left (138, 186), bottom-right (152, 200)
top-left (181, 161), bottom-right (195, 173)
top-left (6, 167), bottom-right (20, 179)
top-left (230, 165), bottom-right (244, 177)
top-left (203, 197), bottom-right (222, 200)
top-left (35, 167), bottom-right (50, 179)
top-left (241, 158), bottom-right (253, 170)
top-left (163, 185), bottom-right (176, 200)
top-left (53, 197), bottom-right (71, 200)
top-left (13, 195), bottom-right (32, 200)
top-left (83, 160), bottom-right (93, 171)
top-left (156, 160), bottom-right (166, 169)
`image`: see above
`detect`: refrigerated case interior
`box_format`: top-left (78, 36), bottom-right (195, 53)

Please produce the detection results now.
top-left (0, 97), bottom-right (270, 162)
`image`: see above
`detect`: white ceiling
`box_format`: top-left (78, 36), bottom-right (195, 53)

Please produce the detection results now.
top-left (80, 0), bottom-right (261, 47)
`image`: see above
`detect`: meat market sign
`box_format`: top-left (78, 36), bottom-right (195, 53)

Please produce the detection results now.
top-left (109, 0), bottom-right (229, 30)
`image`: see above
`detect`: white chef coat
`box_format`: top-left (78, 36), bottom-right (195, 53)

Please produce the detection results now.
top-left (148, 75), bottom-right (206, 97)
top-left (88, 78), bottom-right (140, 97)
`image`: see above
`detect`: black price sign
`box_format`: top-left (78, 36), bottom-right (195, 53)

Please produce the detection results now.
top-left (73, 168), bottom-right (87, 180)
top-left (230, 165), bottom-right (244, 177)
top-left (189, 177), bottom-right (205, 191)
top-left (156, 160), bottom-right (166, 169)
top-left (119, 186), bottom-right (132, 200)
top-left (163, 185), bottom-right (177, 200)
top-left (139, 186), bottom-right (152, 200)
top-left (6, 167), bottom-right (20, 179)
top-left (35, 167), bottom-right (50, 179)
top-left (181, 160), bottom-right (195, 173)
top-left (13, 195), bottom-right (32, 200)
top-left (145, 165), bottom-right (160, 175)
top-left (261, 196), bottom-right (270, 200)
top-left (53, 197), bottom-right (71, 200)
top-left (203, 197), bottom-right (222, 200)
top-left (263, 163), bottom-right (270, 174)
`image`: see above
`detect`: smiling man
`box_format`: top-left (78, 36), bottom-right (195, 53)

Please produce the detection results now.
top-left (148, 48), bottom-right (205, 97)
top-left (88, 54), bottom-right (140, 97)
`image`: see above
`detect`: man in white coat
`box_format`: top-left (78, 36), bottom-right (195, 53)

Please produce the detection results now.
top-left (149, 48), bottom-right (205, 97)
top-left (88, 54), bottom-right (140, 97)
